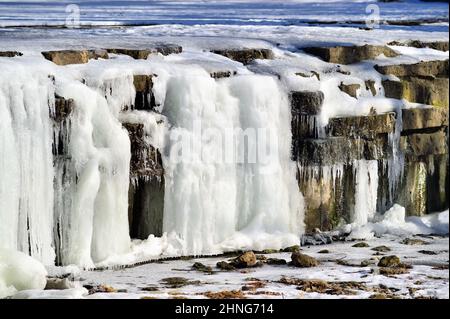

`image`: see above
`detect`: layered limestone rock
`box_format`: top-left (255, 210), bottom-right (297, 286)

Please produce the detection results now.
top-left (376, 60), bottom-right (449, 107)
top-left (106, 45), bottom-right (182, 59)
top-left (387, 40), bottom-right (449, 52)
top-left (303, 45), bottom-right (398, 64)
top-left (211, 48), bottom-right (274, 64)
top-left (42, 50), bottom-right (109, 65)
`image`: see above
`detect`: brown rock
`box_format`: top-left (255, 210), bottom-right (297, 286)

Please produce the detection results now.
top-left (303, 45), bottom-right (398, 65)
top-left (339, 82), bottom-right (361, 98)
top-left (291, 251), bottom-right (319, 268)
top-left (365, 80), bottom-right (377, 96)
top-left (388, 40), bottom-right (449, 52)
top-left (375, 60), bottom-right (448, 78)
top-left (233, 251), bottom-right (257, 268)
top-left (402, 107), bottom-right (449, 131)
top-left (400, 129), bottom-right (448, 157)
top-left (211, 48), bottom-right (274, 65)
top-left (378, 255), bottom-right (401, 267)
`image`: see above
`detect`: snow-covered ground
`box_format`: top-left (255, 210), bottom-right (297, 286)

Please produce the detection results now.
top-left (17, 233), bottom-right (449, 299)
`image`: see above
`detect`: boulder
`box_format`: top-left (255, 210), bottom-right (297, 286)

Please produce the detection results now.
top-left (291, 91), bottom-right (324, 116)
top-left (339, 82), bottom-right (360, 98)
top-left (378, 255), bottom-right (401, 267)
top-left (303, 45), bottom-right (398, 65)
top-left (233, 251), bottom-right (257, 268)
top-left (290, 252), bottom-right (319, 267)
top-left (402, 107), bottom-right (449, 131)
top-left (211, 48), bottom-right (274, 65)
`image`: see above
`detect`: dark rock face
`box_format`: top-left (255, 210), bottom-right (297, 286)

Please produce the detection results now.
top-left (0, 51), bottom-right (23, 57)
top-left (303, 45), bottom-right (398, 65)
top-left (122, 122), bottom-right (165, 239)
top-left (211, 48), bottom-right (274, 65)
top-left (132, 74), bottom-right (157, 111)
top-left (291, 91), bottom-right (324, 116)
top-left (326, 113), bottom-right (396, 139)
top-left (106, 45), bottom-right (182, 59)
top-left (42, 50), bottom-right (109, 65)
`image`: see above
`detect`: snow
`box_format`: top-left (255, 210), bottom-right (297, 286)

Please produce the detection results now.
top-left (15, 233), bottom-right (448, 299)
top-left (0, 249), bottom-right (48, 299)
top-left (346, 206), bottom-right (449, 241)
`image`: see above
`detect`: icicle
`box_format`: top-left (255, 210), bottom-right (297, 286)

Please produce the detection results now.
top-left (353, 159), bottom-right (379, 226)
top-left (0, 70), bottom-right (55, 265)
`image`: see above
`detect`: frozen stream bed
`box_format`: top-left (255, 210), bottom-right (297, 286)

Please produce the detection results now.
top-left (29, 234), bottom-right (448, 299)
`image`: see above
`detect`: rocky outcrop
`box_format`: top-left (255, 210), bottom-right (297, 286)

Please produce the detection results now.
top-left (387, 40), bottom-right (449, 52)
top-left (211, 48), bottom-right (274, 65)
top-left (375, 60), bottom-right (448, 78)
top-left (303, 45), bottom-right (398, 65)
top-left (376, 60), bottom-right (449, 107)
top-left (106, 45), bottom-right (182, 59)
top-left (42, 49), bottom-right (109, 65)
top-left (402, 107), bottom-right (449, 131)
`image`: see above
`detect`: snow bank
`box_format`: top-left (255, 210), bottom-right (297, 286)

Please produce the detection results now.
top-left (346, 205), bottom-right (450, 240)
top-left (0, 249), bottom-right (47, 299)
